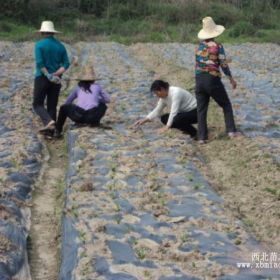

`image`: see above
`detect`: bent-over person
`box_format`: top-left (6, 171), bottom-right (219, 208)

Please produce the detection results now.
top-left (134, 80), bottom-right (197, 138)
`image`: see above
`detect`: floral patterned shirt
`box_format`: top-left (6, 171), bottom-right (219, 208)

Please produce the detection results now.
top-left (195, 40), bottom-right (232, 78)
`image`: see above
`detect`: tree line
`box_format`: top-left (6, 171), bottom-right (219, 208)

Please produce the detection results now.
top-left (1, 0), bottom-right (279, 43)
top-left (1, 0), bottom-right (279, 24)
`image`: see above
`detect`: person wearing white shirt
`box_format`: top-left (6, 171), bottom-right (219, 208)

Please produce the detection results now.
top-left (134, 80), bottom-right (198, 138)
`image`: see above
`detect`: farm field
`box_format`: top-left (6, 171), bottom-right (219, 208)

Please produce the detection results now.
top-left (0, 42), bottom-right (279, 280)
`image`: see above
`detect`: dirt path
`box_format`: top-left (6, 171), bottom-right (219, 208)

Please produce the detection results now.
top-left (28, 140), bottom-right (66, 280)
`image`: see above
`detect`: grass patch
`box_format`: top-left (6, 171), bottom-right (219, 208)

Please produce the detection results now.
top-left (1, 1), bottom-right (280, 44)
top-left (0, 20), bottom-right (36, 41)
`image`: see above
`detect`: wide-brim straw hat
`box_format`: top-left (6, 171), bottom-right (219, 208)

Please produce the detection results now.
top-left (39, 21), bottom-right (61, 33)
top-left (75, 66), bottom-right (99, 81)
top-left (198, 17), bottom-right (225, 40)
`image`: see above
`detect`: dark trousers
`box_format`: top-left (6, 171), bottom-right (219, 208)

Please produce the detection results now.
top-left (56, 103), bottom-right (107, 132)
top-left (33, 76), bottom-right (61, 125)
top-left (195, 74), bottom-right (236, 140)
top-left (161, 108), bottom-right (198, 137)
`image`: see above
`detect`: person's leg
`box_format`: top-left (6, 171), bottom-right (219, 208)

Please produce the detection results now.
top-left (160, 114), bottom-right (169, 125)
top-left (32, 76), bottom-right (53, 126)
top-left (196, 76), bottom-right (210, 140)
top-left (56, 104), bottom-right (85, 132)
top-left (172, 109), bottom-right (198, 137)
top-left (209, 79), bottom-right (237, 133)
top-left (85, 103), bottom-right (107, 125)
top-left (47, 83), bottom-right (61, 122)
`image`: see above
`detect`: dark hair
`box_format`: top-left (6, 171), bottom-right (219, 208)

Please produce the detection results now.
top-left (78, 81), bottom-right (95, 93)
top-left (41, 32), bottom-right (55, 36)
top-left (150, 80), bottom-right (169, 92)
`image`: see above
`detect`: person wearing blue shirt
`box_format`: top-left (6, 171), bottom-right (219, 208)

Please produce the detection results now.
top-left (33, 21), bottom-right (70, 136)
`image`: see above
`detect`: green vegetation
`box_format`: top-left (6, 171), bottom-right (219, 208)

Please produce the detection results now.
top-left (135, 246), bottom-right (151, 260)
top-left (0, 0), bottom-right (279, 43)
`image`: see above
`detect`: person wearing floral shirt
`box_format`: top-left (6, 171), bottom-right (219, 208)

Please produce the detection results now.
top-left (195, 17), bottom-right (240, 144)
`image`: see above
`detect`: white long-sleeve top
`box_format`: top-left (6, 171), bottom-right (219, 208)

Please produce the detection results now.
top-left (146, 86), bottom-right (197, 127)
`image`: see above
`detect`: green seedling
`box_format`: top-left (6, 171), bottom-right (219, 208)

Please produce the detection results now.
top-left (11, 158), bottom-right (21, 170)
top-left (264, 187), bottom-right (279, 199)
top-left (144, 270), bottom-right (152, 277)
top-left (79, 231), bottom-right (87, 242)
top-left (129, 237), bottom-right (138, 246)
top-left (109, 191), bottom-right (117, 200)
top-left (135, 247), bottom-right (151, 260)
top-left (187, 175), bottom-right (193, 182)
top-left (234, 239), bottom-right (242, 245)
top-left (194, 183), bottom-right (202, 190)
top-left (71, 206), bottom-right (79, 218)
top-left (158, 193), bottom-right (167, 206)
top-left (177, 157), bottom-right (186, 164)
top-left (180, 233), bottom-right (189, 244)
top-left (114, 215), bottom-right (122, 224)
top-left (81, 264), bottom-right (90, 276)
top-left (244, 219), bottom-right (254, 227)
top-left (80, 250), bottom-right (87, 258)
top-left (114, 201), bottom-right (121, 212)
top-left (264, 187), bottom-right (277, 195)
top-left (107, 181), bottom-right (116, 190)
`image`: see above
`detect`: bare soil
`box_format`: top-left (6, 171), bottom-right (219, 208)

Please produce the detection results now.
top-left (129, 43), bottom-right (280, 250)
top-left (28, 141), bottom-right (66, 280)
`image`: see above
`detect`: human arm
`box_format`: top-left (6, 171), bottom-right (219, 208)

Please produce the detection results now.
top-left (64, 86), bottom-right (78, 105)
top-left (35, 43), bottom-right (45, 71)
top-left (41, 66), bottom-right (61, 84)
top-left (35, 44), bottom-right (60, 83)
top-left (133, 118), bottom-right (151, 128)
top-left (53, 46), bottom-right (70, 76)
top-left (166, 95), bottom-right (180, 128)
top-left (219, 44), bottom-right (237, 89)
top-left (133, 99), bottom-right (165, 128)
top-left (99, 86), bottom-right (111, 104)
top-left (146, 99), bottom-right (165, 120)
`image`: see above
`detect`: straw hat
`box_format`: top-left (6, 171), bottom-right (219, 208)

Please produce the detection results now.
top-left (198, 17), bottom-right (225, 40)
top-left (39, 21), bottom-right (60, 33)
top-left (76, 66), bottom-right (98, 81)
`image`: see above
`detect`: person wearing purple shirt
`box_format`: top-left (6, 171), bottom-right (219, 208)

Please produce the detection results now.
top-left (54, 67), bottom-right (110, 138)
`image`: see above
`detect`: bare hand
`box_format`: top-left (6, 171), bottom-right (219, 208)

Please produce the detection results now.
top-left (157, 126), bottom-right (170, 134)
top-left (53, 67), bottom-right (65, 77)
top-left (133, 118), bottom-right (147, 128)
top-left (230, 77), bottom-right (237, 90)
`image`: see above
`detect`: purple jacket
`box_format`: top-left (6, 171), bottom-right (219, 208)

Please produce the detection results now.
top-left (65, 84), bottom-right (110, 110)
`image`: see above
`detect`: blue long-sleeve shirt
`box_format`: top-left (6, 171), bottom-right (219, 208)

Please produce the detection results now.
top-left (34, 36), bottom-right (70, 77)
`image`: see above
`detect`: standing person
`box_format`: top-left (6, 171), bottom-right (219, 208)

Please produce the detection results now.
top-left (134, 80), bottom-right (198, 138)
top-left (195, 17), bottom-right (240, 144)
top-left (33, 21), bottom-right (70, 135)
top-left (54, 66), bottom-right (110, 138)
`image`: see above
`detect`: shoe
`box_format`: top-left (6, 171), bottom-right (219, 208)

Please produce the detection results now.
top-left (190, 134), bottom-right (198, 141)
top-left (90, 122), bottom-right (100, 127)
top-left (198, 140), bottom-right (207, 145)
top-left (39, 120), bottom-right (55, 135)
top-left (44, 129), bottom-right (54, 140)
top-left (228, 131), bottom-right (242, 138)
top-left (53, 129), bottom-right (63, 139)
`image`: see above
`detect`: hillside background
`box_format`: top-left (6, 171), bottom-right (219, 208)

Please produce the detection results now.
top-left (1, 0), bottom-right (280, 43)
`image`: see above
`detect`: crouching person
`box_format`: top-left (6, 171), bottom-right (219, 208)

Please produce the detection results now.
top-left (134, 80), bottom-right (198, 138)
top-left (54, 66), bottom-right (110, 138)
